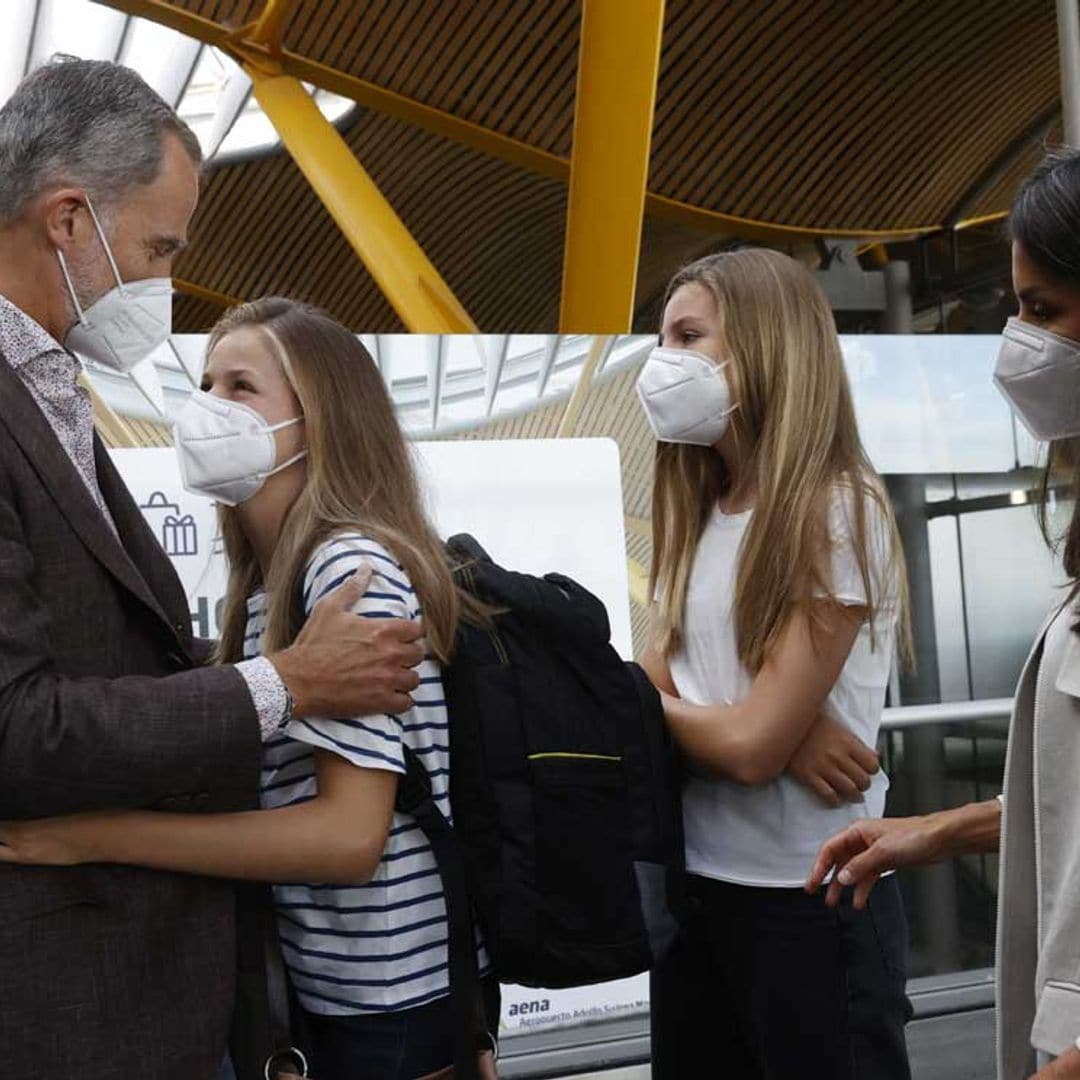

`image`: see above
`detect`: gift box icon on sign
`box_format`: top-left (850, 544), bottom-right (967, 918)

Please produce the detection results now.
top-left (138, 491), bottom-right (199, 558)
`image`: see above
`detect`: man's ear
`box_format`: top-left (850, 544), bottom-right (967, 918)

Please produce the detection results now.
top-left (40, 188), bottom-right (90, 252)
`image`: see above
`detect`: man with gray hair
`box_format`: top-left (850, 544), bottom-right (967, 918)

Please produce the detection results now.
top-left (0, 58), bottom-right (423, 1079)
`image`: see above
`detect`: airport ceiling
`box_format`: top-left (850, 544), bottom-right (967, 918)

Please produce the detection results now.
top-left (72, 0), bottom-right (1060, 333)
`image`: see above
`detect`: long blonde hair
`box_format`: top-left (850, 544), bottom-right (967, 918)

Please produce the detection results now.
top-left (649, 249), bottom-right (912, 673)
top-left (210, 297), bottom-right (479, 665)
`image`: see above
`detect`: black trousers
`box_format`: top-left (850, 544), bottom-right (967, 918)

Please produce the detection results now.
top-left (650, 874), bottom-right (913, 1080)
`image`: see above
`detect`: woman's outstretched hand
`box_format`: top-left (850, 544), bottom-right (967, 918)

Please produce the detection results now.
top-left (805, 815), bottom-right (945, 909)
top-left (806, 798), bottom-right (1003, 909)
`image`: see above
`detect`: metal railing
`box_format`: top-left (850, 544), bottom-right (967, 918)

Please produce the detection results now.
top-left (881, 697), bottom-right (1012, 730)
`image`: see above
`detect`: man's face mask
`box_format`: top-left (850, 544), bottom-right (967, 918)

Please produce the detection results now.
top-left (994, 316), bottom-right (1080, 440)
top-left (635, 345), bottom-right (738, 445)
top-left (56, 196), bottom-right (173, 373)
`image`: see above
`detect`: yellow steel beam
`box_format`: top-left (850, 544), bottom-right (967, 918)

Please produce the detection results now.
top-left (245, 0), bottom-right (302, 54)
top-left (556, 335), bottom-right (612, 436)
top-left (99, 0), bottom-right (566, 179)
top-left (627, 556), bottom-right (650, 609)
top-left (95, 0), bottom-right (1010, 245)
top-left (951, 210), bottom-right (1009, 231)
top-left (173, 278), bottom-right (242, 308)
top-left (248, 69), bottom-right (477, 333)
top-left (559, 1), bottom-right (664, 332)
top-left (80, 374), bottom-right (139, 447)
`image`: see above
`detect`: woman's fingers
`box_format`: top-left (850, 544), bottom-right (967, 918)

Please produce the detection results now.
top-left (806, 825), bottom-right (870, 893)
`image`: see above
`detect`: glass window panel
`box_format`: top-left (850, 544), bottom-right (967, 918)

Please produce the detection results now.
top-left (842, 335), bottom-right (1014, 474)
top-left (928, 516), bottom-right (970, 703)
top-left (119, 21), bottom-right (199, 106)
top-left (0, 0), bottom-right (39, 103)
top-left (444, 336), bottom-right (483, 376)
top-left (959, 505), bottom-right (1063, 698)
top-left (30, 0), bottom-right (126, 69)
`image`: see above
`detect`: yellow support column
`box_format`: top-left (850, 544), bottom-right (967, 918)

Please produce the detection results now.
top-left (559, 0), bottom-right (665, 333)
top-left (248, 70), bottom-right (478, 333)
top-left (556, 335), bottom-right (612, 437)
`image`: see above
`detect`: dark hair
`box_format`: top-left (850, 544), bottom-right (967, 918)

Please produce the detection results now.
top-left (1013, 151), bottom-right (1080, 589)
top-left (0, 56), bottom-right (202, 223)
top-left (1009, 148), bottom-right (1080, 285)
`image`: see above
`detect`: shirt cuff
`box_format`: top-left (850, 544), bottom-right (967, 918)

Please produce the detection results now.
top-left (235, 656), bottom-right (289, 741)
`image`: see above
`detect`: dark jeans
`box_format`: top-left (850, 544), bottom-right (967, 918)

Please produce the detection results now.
top-left (651, 873), bottom-right (913, 1080)
top-left (301, 979), bottom-right (500, 1080)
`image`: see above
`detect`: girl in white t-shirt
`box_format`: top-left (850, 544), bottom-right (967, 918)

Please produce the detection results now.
top-left (638, 249), bottom-right (914, 1080)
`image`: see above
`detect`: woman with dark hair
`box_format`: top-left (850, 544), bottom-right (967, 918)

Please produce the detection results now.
top-left (807, 148), bottom-right (1080, 1080)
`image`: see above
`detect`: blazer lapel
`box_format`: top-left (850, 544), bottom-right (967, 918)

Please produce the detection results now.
top-left (94, 435), bottom-right (194, 651)
top-left (0, 351), bottom-right (185, 650)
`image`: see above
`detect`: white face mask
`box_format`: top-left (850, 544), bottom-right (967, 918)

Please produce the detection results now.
top-left (635, 345), bottom-right (737, 445)
top-left (994, 316), bottom-right (1080, 440)
top-left (174, 389), bottom-right (307, 506)
top-left (56, 196), bottom-right (173, 373)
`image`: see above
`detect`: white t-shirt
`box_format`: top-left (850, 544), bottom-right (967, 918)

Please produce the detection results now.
top-left (669, 485), bottom-right (898, 887)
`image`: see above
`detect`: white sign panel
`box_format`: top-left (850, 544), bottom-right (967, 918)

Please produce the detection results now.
top-left (111, 438), bottom-right (645, 1034)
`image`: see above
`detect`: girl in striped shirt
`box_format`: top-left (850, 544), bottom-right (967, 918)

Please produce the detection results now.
top-left (0, 297), bottom-right (497, 1079)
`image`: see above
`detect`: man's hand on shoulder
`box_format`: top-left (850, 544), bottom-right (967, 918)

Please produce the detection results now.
top-left (269, 565), bottom-right (425, 718)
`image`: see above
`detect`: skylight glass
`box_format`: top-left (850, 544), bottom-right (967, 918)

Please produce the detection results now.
top-left (0, 0), bottom-right (356, 160)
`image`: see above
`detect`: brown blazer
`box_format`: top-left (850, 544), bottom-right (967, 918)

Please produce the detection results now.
top-left (0, 349), bottom-right (262, 1080)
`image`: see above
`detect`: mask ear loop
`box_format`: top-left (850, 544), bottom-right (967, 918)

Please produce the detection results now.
top-left (258, 416), bottom-right (308, 480)
top-left (55, 195), bottom-right (126, 327)
top-left (258, 448), bottom-right (309, 482)
top-left (82, 196), bottom-right (126, 293)
top-left (55, 249), bottom-right (87, 324)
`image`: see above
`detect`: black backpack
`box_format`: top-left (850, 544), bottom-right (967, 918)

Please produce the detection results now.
top-left (269, 534), bottom-right (684, 1080)
top-left (394, 534), bottom-right (684, 1077)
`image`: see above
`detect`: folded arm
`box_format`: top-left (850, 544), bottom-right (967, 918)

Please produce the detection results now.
top-left (652, 601), bottom-right (867, 786)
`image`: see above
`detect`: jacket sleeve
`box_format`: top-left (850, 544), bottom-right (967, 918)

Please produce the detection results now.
top-left (0, 463), bottom-right (260, 820)
top-left (1032, 981), bottom-right (1080, 1058)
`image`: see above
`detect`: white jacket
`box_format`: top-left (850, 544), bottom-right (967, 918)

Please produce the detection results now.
top-left (997, 598), bottom-right (1080, 1078)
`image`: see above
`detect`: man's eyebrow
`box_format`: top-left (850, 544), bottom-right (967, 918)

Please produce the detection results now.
top-left (1016, 286), bottom-right (1052, 302)
top-left (149, 235), bottom-right (188, 254)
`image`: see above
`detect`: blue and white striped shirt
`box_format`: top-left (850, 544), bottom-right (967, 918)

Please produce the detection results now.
top-left (246, 532), bottom-right (484, 1014)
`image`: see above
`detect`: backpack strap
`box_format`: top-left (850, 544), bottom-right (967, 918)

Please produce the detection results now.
top-left (395, 747), bottom-right (482, 1080)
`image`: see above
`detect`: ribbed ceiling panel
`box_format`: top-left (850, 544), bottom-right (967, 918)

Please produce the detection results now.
top-left (155, 0), bottom-right (1058, 330)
